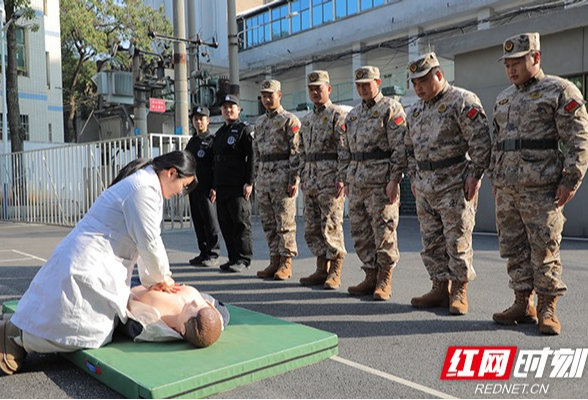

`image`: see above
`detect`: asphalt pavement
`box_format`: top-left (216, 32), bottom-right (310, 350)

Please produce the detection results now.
top-left (0, 217), bottom-right (587, 399)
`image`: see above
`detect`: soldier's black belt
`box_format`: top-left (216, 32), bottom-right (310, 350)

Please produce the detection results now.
top-left (259, 153), bottom-right (289, 162)
top-left (215, 155), bottom-right (244, 162)
top-left (351, 151), bottom-right (391, 161)
top-left (417, 155), bottom-right (466, 171)
top-left (497, 139), bottom-right (558, 151)
top-left (305, 153), bottom-right (338, 161)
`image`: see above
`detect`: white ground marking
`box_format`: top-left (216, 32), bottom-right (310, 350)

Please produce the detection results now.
top-left (332, 356), bottom-right (457, 399)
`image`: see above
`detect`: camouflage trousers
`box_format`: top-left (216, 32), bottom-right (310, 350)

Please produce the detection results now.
top-left (495, 187), bottom-right (567, 296)
top-left (257, 188), bottom-right (298, 257)
top-left (348, 185), bottom-right (399, 270)
top-left (303, 189), bottom-right (346, 260)
top-left (415, 186), bottom-right (477, 283)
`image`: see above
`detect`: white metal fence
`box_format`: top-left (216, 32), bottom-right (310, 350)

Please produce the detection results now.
top-left (0, 134), bottom-right (194, 231)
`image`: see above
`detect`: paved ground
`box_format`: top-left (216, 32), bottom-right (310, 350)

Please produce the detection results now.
top-left (1, 217), bottom-right (587, 399)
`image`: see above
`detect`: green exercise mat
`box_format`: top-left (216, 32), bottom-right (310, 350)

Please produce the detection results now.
top-left (2, 300), bottom-right (338, 398)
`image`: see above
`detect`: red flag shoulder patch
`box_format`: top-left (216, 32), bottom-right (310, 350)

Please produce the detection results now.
top-left (393, 116), bottom-right (405, 126)
top-left (291, 125), bottom-right (300, 133)
top-left (466, 107), bottom-right (479, 120)
top-left (564, 99), bottom-right (582, 113)
top-left (340, 123), bottom-right (346, 132)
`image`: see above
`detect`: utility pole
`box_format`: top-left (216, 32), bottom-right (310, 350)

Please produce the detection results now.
top-left (227, 0), bottom-right (240, 96)
top-left (173, 0), bottom-right (189, 136)
top-left (132, 45), bottom-right (148, 137)
top-left (187, 0), bottom-right (197, 110)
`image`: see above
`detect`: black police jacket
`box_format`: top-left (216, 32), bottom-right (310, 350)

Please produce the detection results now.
top-left (185, 131), bottom-right (215, 192)
top-left (212, 121), bottom-right (254, 192)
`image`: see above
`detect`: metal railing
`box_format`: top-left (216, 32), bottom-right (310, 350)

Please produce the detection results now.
top-left (0, 134), bottom-right (193, 231)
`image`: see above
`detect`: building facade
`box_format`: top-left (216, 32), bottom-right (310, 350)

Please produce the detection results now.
top-left (148, 0), bottom-right (588, 237)
top-left (1, 0), bottom-right (64, 151)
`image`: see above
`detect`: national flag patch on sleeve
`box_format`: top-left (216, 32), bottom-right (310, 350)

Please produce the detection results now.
top-left (291, 125), bottom-right (300, 133)
top-left (564, 99), bottom-right (583, 113)
top-left (340, 123), bottom-right (346, 132)
top-left (466, 107), bottom-right (479, 120)
top-left (393, 115), bottom-right (405, 126)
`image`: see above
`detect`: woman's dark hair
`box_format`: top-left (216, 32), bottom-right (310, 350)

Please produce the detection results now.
top-left (110, 150), bottom-right (197, 192)
top-left (183, 307), bottom-right (223, 348)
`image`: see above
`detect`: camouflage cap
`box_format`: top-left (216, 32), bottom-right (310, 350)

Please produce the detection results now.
top-left (221, 94), bottom-right (240, 106)
top-left (191, 106), bottom-right (210, 117)
top-left (307, 70), bottom-right (330, 86)
top-left (408, 52), bottom-right (441, 79)
top-left (354, 66), bottom-right (380, 83)
top-left (499, 32), bottom-right (540, 60)
top-left (260, 79), bottom-right (281, 93)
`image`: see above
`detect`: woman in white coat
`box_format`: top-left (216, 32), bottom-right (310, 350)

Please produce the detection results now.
top-left (0, 150), bottom-right (197, 375)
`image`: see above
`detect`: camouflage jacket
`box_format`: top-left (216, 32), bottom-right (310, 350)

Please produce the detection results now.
top-left (253, 106), bottom-right (301, 190)
top-left (405, 83), bottom-right (491, 194)
top-left (299, 100), bottom-right (349, 192)
top-left (342, 92), bottom-right (407, 188)
top-left (490, 70), bottom-right (588, 190)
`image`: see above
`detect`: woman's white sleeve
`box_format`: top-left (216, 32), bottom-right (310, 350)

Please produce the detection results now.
top-left (123, 184), bottom-right (173, 287)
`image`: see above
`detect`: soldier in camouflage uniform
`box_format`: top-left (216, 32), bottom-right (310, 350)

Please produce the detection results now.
top-left (254, 80), bottom-right (301, 281)
top-left (342, 66), bottom-right (407, 301)
top-left (405, 53), bottom-right (491, 316)
top-left (490, 33), bottom-right (588, 335)
top-left (298, 70), bottom-right (348, 290)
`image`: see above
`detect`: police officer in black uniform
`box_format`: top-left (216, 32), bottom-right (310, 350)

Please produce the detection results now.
top-left (211, 94), bottom-right (254, 273)
top-left (185, 106), bottom-right (221, 268)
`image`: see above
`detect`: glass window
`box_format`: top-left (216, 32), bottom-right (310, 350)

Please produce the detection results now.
top-left (264, 24), bottom-right (271, 42)
top-left (323, 1), bottom-right (333, 22)
top-left (301, 9), bottom-right (310, 29)
top-left (20, 115), bottom-right (29, 141)
top-left (281, 19), bottom-right (289, 36)
top-left (335, 0), bottom-right (347, 19)
top-left (16, 27), bottom-right (26, 75)
top-left (46, 51), bottom-right (50, 88)
top-left (292, 14), bottom-right (301, 32)
top-left (272, 20), bottom-right (281, 39)
top-left (291, 0), bottom-right (300, 12)
top-left (313, 4), bottom-right (323, 26)
top-left (361, 0), bottom-right (373, 11)
top-left (272, 8), bottom-right (281, 20)
top-left (374, 0), bottom-right (385, 6)
top-left (262, 11), bottom-right (270, 23)
top-left (348, 0), bottom-right (358, 14)
top-left (246, 30), bottom-right (252, 48)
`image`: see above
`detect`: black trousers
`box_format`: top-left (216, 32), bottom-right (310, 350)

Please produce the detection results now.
top-left (216, 193), bottom-right (253, 265)
top-left (188, 189), bottom-right (221, 259)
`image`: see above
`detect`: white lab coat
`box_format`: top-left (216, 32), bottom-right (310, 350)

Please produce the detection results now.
top-left (12, 167), bottom-right (173, 349)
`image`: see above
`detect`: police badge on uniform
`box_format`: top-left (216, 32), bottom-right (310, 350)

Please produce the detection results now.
top-left (197, 149), bottom-right (206, 158)
top-left (227, 136), bottom-right (236, 145)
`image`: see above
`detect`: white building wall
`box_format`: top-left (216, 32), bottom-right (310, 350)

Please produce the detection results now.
top-left (147, 0), bottom-right (230, 74)
top-left (1, 0), bottom-right (64, 149)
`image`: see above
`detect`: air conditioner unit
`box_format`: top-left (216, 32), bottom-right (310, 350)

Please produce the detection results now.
top-left (94, 71), bottom-right (134, 105)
